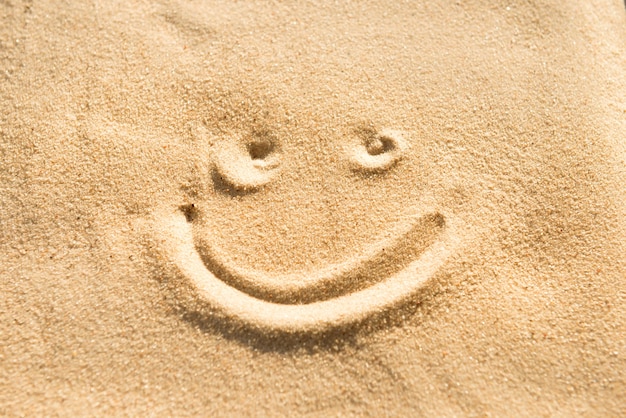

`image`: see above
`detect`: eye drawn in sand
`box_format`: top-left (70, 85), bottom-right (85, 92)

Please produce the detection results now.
top-left (151, 125), bottom-right (463, 334)
top-left (349, 127), bottom-right (407, 173)
top-left (200, 125), bottom-right (282, 192)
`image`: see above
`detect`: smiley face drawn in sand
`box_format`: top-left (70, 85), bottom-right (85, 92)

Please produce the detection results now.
top-left (151, 115), bottom-right (465, 334)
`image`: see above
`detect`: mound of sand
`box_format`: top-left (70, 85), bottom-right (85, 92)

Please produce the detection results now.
top-left (1, 0), bottom-right (625, 415)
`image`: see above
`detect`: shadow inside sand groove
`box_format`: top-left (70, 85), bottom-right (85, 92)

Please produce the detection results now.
top-left (169, 279), bottom-right (439, 354)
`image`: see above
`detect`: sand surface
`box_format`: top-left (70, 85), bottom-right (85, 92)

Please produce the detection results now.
top-left (1, 0), bottom-right (626, 416)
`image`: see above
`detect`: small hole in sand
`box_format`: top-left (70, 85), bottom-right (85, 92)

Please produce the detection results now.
top-left (179, 203), bottom-right (197, 222)
top-left (365, 135), bottom-right (395, 156)
top-left (349, 127), bottom-right (407, 173)
top-left (356, 126), bottom-right (396, 156)
top-left (247, 132), bottom-right (276, 160)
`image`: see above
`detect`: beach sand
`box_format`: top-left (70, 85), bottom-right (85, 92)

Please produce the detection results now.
top-left (1, 0), bottom-right (625, 415)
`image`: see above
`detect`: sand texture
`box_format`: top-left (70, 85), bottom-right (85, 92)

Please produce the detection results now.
top-left (1, 0), bottom-right (626, 416)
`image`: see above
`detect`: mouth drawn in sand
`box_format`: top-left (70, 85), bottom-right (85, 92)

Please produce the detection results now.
top-left (154, 127), bottom-right (462, 333)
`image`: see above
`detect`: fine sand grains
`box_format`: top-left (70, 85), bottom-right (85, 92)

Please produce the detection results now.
top-left (1, 0), bottom-right (625, 416)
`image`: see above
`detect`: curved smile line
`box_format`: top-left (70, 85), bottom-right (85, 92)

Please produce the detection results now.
top-left (194, 212), bottom-right (445, 304)
top-left (194, 212), bottom-right (446, 304)
top-left (155, 211), bottom-right (461, 333)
